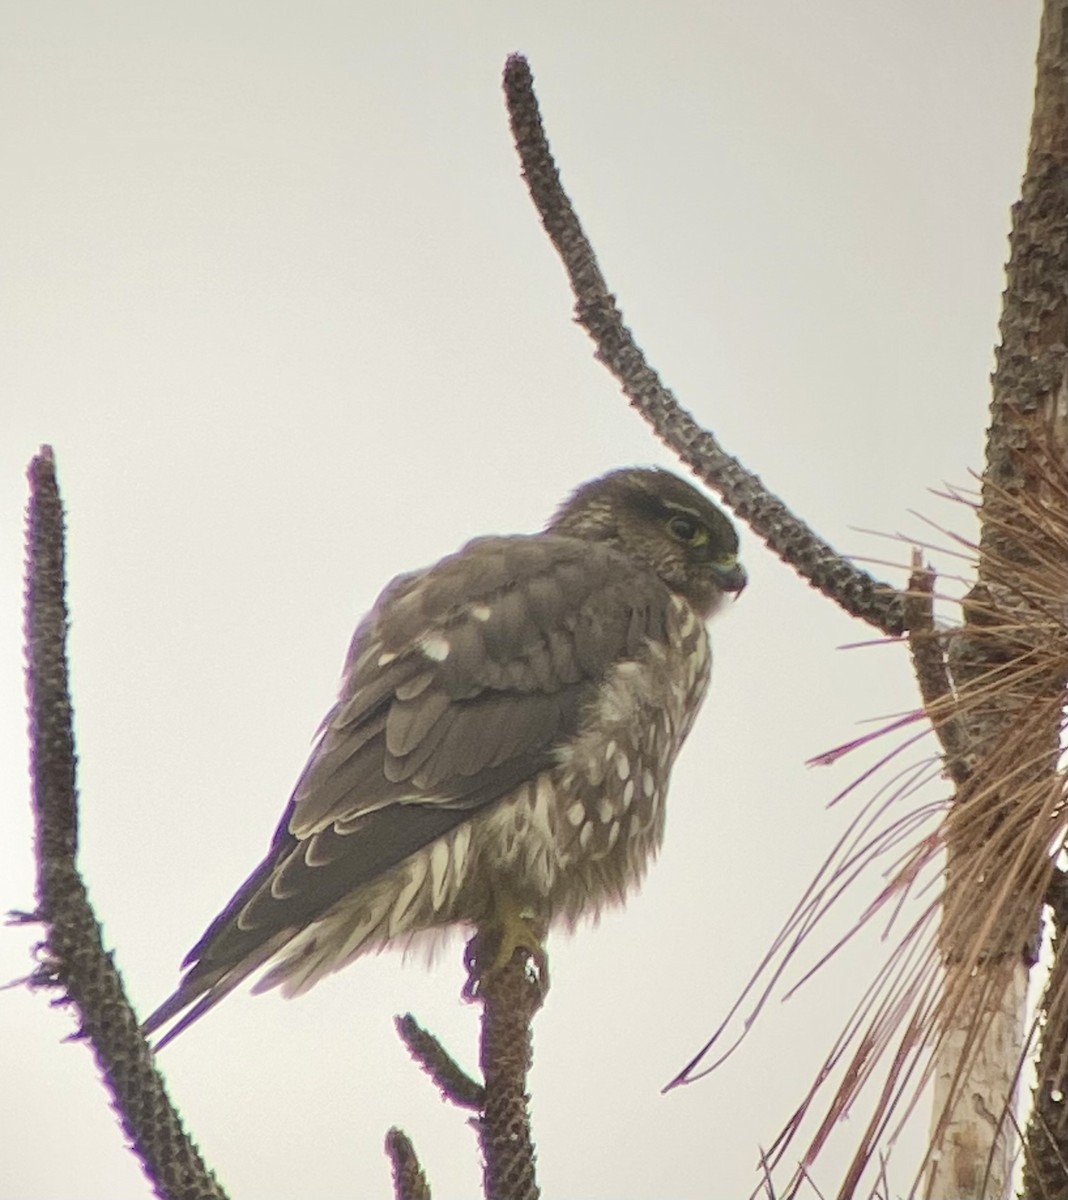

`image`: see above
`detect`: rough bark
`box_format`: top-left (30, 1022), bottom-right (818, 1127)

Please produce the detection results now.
top-left (386, 1128), bottom-right (433, 1200)
top-left (926, 2), bottom-right (1068, 1197)
top-left (477, 947), bottom-right (542, 1200)
top-left (502, 55), bottom-right (906, 637)
top-left (24, 448), bottom-right (228, 1200)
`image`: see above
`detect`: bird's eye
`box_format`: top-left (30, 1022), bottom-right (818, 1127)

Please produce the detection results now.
top-left (667, 514), bottom-right (706, 544)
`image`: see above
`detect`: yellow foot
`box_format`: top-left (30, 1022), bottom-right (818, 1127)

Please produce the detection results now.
top-left (463, 898), bottom-right (549, 1003)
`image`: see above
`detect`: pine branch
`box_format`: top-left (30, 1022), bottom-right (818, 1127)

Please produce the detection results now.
top-left (394, 936), bottom-right (542, 1200)
top-left (395, 1013), bottom-right (485, 1110)
top-left (1021, 869), bottom-right (1068, 1200)
top-left (501, 53), bottom-right (906, 637)
top-left (476, 945), bottom-right (542, 1200)
top-left (24, 447), bottom-right (227, 1200)
top-left (904, 554), bottom-right (973, 785)
top-left (980, 0), bottom-right (1068, 572)
top-left (385, 1128), bottom-right (432, 1200)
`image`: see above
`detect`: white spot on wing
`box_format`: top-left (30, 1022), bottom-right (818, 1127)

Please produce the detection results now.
top-left (598, 797), bottom-right (615, 824)
top-left (579, 821), bottom-right (593, 850)
top-left (615, 752), bottom-right (631, 781)
top-left (470, 603), bottom-right (492, 622)
top-left (642, 769), bottom-right (655, 798)
top-left (378, 650), bottom-right (398, 667)
top-left (420, 634), bottom-right (450, 662)
top-left (567, 802), bottom-right (585, 827)
top-left (622, 779), bottom-right (635, 810)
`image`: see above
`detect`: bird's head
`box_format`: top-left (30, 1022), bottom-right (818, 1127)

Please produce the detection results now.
top-left (547, 467), bottom-right (747, 618)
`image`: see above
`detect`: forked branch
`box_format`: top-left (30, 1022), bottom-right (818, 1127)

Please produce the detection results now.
top-left (395, 942), bottom-right (542, 1200)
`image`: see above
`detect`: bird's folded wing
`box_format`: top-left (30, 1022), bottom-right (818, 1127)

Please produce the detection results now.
top-left (144, 534), bottom-right (671, 1040)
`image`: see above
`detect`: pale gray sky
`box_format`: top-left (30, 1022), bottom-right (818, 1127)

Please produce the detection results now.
top-left (1, 3), bottom-right (1038, 1198)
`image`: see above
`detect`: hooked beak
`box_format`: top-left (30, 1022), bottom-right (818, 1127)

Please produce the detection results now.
top-left (712, 558), bottom-right (747, 596)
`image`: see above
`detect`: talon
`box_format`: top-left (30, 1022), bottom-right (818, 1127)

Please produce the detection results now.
top-left (463, 894), bottom-right (549, 1002)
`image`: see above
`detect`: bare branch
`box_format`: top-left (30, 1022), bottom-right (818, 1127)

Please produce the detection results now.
top-left (474, 940), bottom-right (542, 1200)
top-left (1022, 872), bottom-right (1068, 1200)
top-left (981, 0), bottom-right (1068, 573)
top-left (502, 53), bottom-right (906, 637)
top-left (934, 0), bottom-right (1068, 1192)
top-left (393, 932), bottom-right (542, 1200)
top-left (24, 447), bottom-right (227, 1200)
top-left (385, 1128), bottom-right (432, 1200)
top-left (904, 553), bottom-right (973, 784)
top-left (395, 1013), bottom-right (485, 1110)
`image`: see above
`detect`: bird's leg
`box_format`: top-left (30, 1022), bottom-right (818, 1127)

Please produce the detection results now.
top-left (463, 889), bottom-right (549, 1003)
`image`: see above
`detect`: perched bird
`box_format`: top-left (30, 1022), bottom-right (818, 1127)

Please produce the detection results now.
top-left (144, 467), bottom-right (745, 1046)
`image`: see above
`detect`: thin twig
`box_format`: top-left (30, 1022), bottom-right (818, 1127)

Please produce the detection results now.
top-left (904, 552), bottom-right (973, 784)
top-left (395, 1013), bottom-right (485, 1110)
top-left (25, 447), bottom-right (226, 1200)
top-left (385, 1128), bottom-right (432, 1200)
top-left (501, 53), bottom-right (906, 637)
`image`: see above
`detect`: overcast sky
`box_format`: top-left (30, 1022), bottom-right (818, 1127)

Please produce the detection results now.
top-left (1, 3), bottom-right (1040, 1198)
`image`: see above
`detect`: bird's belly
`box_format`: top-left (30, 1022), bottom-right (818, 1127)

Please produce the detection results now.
top-left (470, 632), bottom-right (711, 925)
top-left (268, 624), bottom-right (710, 992)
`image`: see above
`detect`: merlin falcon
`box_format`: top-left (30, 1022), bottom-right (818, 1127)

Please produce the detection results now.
top-left (145, 467), bottom-right (745, 1046)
